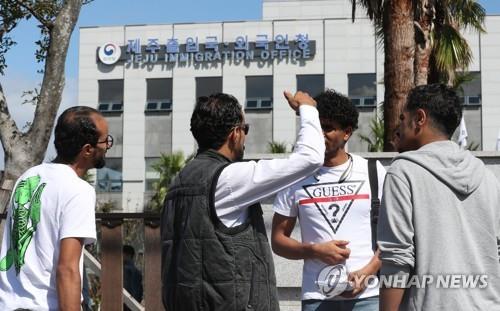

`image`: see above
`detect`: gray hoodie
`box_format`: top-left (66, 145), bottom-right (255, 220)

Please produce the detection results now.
top-left (378, 140), bottom-right (500, 310)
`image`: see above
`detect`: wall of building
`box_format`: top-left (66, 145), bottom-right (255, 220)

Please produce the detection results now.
top-left (481, 17), bottom-right (500, 151)
top-left (79, 14), bottom-right (498, 211)
top-left (262, 0), bottom-right (365, 21)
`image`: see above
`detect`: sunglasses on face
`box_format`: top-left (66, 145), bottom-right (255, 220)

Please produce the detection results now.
top-left (241, 123), bottom-right (250, 135)
top-left (234, 123), bottom-right (250, 135)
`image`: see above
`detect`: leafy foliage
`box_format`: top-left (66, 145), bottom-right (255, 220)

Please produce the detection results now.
top-left (467, 141), bottom-right (480, 151)
top-left (0, 0), bottom-right (93, 100)
top-left (358, 116), bottom-right (385, 152)
top-left (350, 0), bottom-right (485, 149)
top-left (147, 152), bottom-right (186, 212)
top-left (451, 71), bottom-right (476, 95)
top-left (352, 0), bottom-right (485, 86)
top-left (430, 0), bottom-right (485, 84)
top-left (267, 141), bottom-right (288, 153)
top-left (1, 1), bottom-right (60, 73)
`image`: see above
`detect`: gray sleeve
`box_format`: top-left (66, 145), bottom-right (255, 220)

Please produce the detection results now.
top-left (377, 172), bottom-right (414, 278)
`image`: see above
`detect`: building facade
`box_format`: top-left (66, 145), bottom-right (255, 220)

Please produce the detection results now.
top-left (78, 0), bottom-right (500, 211)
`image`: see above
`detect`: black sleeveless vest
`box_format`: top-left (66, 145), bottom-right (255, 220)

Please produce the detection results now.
top-left (161, 150), bottom-right (279, 311)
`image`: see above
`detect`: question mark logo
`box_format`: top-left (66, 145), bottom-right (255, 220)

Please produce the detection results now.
top-left (329, 203), bottom-right (340, 223)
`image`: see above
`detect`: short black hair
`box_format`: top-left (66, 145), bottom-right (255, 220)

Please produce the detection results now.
top-left (190, 93), bottom-right (243, 151)
top-left (314, 89), bottom-right (359, 131)
top-left (54, 106), bottom-right (102, 163)
top-left (123, 245), bottom-right (135, 257)
top-left (406, 84), bottom-right (462, 138)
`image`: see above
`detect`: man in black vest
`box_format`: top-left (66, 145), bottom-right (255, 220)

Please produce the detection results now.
top-left (161, 91), bottom-right (325, 311)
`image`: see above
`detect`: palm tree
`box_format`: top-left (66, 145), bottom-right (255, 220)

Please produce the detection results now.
top-left (414, 0), bottom-right (434, 86)
top-left (352, 0), bottom-right (414, 151)
top-left (351, 0), bottom-right (484, 150)
top-left (267, 141), bottom-right (288, 153)
top-left (427, 0), bottom-right (485, 85)
top-left (358, 117), bottom-right (385, 152)
top-left (382, 0), bottom-right (415, 151)
top-left (147, 152), bottom-right (185, 212)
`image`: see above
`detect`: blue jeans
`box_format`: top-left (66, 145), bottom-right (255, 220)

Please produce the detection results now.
top-left (302, 296), bottom-right (379, 311)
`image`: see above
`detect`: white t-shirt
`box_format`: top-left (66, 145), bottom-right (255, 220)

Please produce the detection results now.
top-left (214, 105), bottom-right (325, 227)
top-left (273, 154), bottom-right (386, 300)
top-left (0, 163), bottom-right (97, 311)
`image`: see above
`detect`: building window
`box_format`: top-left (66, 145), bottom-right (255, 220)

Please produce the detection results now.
top-left (297, 74), bottom-right (324, 98)
top-left (458, 72), bottom-right (481, 106)
top-left (348, 73), bottom-right (377, 107)
top-left (246, 76), bottom-right (273, 109)
top-left (98, 80), bottom-right (124, 112)
top-left (145, 157), bottom-right (160, 192)
top-left (146, 78), bottom-right (173, 112)
top-left (196, 77), bottom-right (222, 99)
top-left (96, 158), bottom-right (122, 192)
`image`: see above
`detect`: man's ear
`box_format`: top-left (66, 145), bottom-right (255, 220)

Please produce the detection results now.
top-left (415, 108), bottom-right (427, 128)
top-left (343, 126), bottom-right (353, 141)
top-left (226, 129), bottom-right (237, 148)
top-left (81, 143), bottom-right (93, 158)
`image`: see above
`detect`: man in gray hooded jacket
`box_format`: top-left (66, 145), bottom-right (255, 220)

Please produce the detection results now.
top-left (378, 84), bottom-right (500, 311)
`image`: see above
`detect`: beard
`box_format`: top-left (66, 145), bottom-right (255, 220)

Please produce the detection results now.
top-left (235, 145), bottom-right (245, 161)
top-left (93, 154), bottom-right (106, 169)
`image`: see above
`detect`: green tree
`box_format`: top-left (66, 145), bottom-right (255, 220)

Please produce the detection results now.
top-left (351, 0), bottom-right (485, 150)
top-left (147, 152), bottom-right (185, 212)
top-left (422, 0), bottom-right (486, 85)
top-left (351, 0), bottom-right (415, 151)
top-left (267, 141), bottom-right (288, 153)
top-left (358, 116), bottom-right (385, 152)
top-left (0, 0), bottom-right (91, 211)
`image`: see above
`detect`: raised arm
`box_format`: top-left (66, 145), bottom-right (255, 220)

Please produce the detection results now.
top-left (215, 91), bottom-right (325, 222)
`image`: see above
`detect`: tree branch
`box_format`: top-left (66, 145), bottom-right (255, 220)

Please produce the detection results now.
top-left (28, 0), bottom-right (83, 156)
top-left (13, 0), bottom-right (53, 29)
top-left (0, 82), bottom-right (21, 154)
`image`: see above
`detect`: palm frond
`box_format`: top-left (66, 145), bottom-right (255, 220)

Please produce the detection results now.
top-left (432, 24), bottom-right (473, 74)
top-left (452, 71), bottom-right (475, 94)
top-left (351, 0), bottom-right (384, 21)
top-left (450, 0), bottom-right (486, 32)
top-left (350, 0), bottom-right (385, 47)
top-left (467, 140), bottom-right (480, 151)
top-left (267, 141), bottom-right (288, 153)
top-left (358, 116), bottom-right (384, 152)
top-left (148, 151), bottom-right (186, 212)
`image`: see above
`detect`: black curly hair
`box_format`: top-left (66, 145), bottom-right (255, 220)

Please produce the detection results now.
top-left (314, 89), bottom-right (359, 131)
top-left (406, 84), bottom-right (462, 138)
top-left (54, 106), bottom-right (102, 164)
top-left (190, 93), bottom-right (243, 151)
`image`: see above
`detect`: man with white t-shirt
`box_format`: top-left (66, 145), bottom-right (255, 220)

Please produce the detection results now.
top-left (0, 106), bottom-right (111, 311)
top-left (272, 90), bottom-right (386, 311)
top-left (161, 92), bottom-right (325, 311)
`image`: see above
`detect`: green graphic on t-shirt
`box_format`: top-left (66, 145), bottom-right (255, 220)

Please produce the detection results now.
top-left (0, 175), bottom-right (46, 274)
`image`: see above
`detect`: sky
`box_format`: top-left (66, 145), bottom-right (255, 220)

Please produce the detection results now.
top-left (0, 0), bottom-right (262, 164)
top-left (0, 0), bottom-right (499, 164)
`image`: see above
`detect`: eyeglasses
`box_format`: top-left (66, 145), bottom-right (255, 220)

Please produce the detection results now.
top-left (240, 123), bottom-right (250, 135)
top-left (96, 135), bottom-right (114, 150)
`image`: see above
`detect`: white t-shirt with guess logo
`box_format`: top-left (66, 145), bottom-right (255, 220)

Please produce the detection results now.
top-left (273, 154), bottom-right (386, 300)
